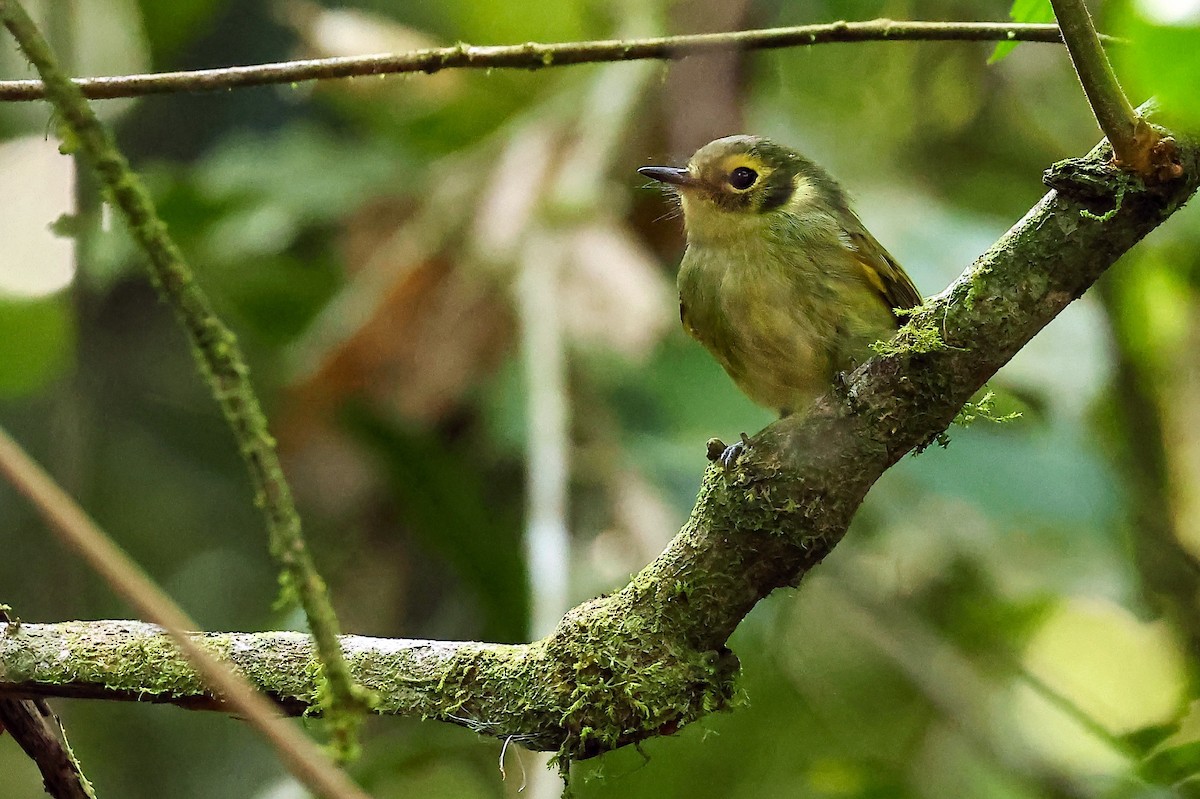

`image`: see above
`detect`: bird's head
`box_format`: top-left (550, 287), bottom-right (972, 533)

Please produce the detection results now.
top-left (639, 135), bottom-right (844, 244)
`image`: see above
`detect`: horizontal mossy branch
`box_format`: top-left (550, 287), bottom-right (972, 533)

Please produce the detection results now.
top-left (3, 132), bottom-right (1198, 761)
top-left (0, 620), bottom-right (729, 757)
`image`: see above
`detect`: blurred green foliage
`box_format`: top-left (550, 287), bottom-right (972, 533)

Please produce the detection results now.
top-left (135, 0), bottom-right (228, 61)
top-left (2, 0), bottom-right (1200, 797)
top-left (0, 295), bottom-right (74, 397)
top-left (1113, 1), bottom-right (1200, 130)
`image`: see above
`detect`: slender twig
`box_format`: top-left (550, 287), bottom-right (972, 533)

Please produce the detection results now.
top-left (1016, 665), bottom-right (1138, 759)
top-left (1049, 0), bottom-right (1182, 180)
top-left (0, 429), bottom-right (370, 799)
top-left (0, 20), bottom-right (1109, 103)
top-left (0, 696), bottom-right (95, 799)
top-left (0, 0), bottom-right (370, 753)
top-left (830, 580), bottom-right (1143, 794)
top-left (1049, 0), bottom-right (1140, 164)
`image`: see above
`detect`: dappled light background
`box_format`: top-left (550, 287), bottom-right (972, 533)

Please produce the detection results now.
top-left (3, 0), bottom-right (1200, 796)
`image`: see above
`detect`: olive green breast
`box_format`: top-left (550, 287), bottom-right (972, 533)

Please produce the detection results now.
top-left (677, 223), bottom-right (897, 413)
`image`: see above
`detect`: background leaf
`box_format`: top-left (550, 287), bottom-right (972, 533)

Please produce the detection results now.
top-left (990, 0), bottom-right (1056, 63)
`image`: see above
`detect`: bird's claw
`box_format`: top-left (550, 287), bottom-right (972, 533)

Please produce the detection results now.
top-left (833, 369), bottom-right (851, 397)
top-left (706, 434), bottom-right (751, 476)
top-left (720, 442), bottom-right (744, 473)
top-left (720, 433), bottom-right (751, 475)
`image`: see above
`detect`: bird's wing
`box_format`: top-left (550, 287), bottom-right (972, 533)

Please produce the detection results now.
top-left (841, 215), bottom-right (923, 315)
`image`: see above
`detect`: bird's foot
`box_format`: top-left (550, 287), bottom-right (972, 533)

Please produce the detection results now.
top-left (833, 369), bottom-right (851, 398)
top-left (706, 433), bottom-right (751, 476)
top-left (833, 369), bottom-right (865, 411)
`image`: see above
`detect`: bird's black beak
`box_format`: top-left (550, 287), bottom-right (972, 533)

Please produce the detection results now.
top-left (638, 166), bottom-right (696, 187)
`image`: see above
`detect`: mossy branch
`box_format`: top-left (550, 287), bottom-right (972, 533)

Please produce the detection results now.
top-left (3, 129), bottom-right (1196, 762)
top-left (0, 0), bottom-right (369, 755)
top-left (0, 19), bottom-right (1116, 103)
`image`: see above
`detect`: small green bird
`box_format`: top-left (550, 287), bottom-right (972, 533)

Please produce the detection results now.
top-left (639, 135), bottom-right (921, 432)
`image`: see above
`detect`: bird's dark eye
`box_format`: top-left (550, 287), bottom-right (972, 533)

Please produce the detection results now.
top-left (728, 166), bottom-right (758, 190)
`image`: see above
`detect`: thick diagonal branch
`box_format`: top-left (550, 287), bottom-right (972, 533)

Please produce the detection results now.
top-left (3, 135), bottom-right (1197, 761)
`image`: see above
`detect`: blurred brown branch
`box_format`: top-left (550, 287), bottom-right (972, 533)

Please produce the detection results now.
top-left (3, 126), bottom-right (1196, 763)
top-left (0, 19), bottom-right (1102, 103)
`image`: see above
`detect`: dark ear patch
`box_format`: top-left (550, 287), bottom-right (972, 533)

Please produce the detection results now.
top-left (757, 171), bottom-right (795, 211)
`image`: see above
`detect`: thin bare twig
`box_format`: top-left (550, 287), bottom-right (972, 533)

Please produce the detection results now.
top-left (0, 19), bottom-right (1102, 103)
top-left (0, 698), bottom-right (94, 799)
top-left (0, 428), bottom-right (371, 799)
